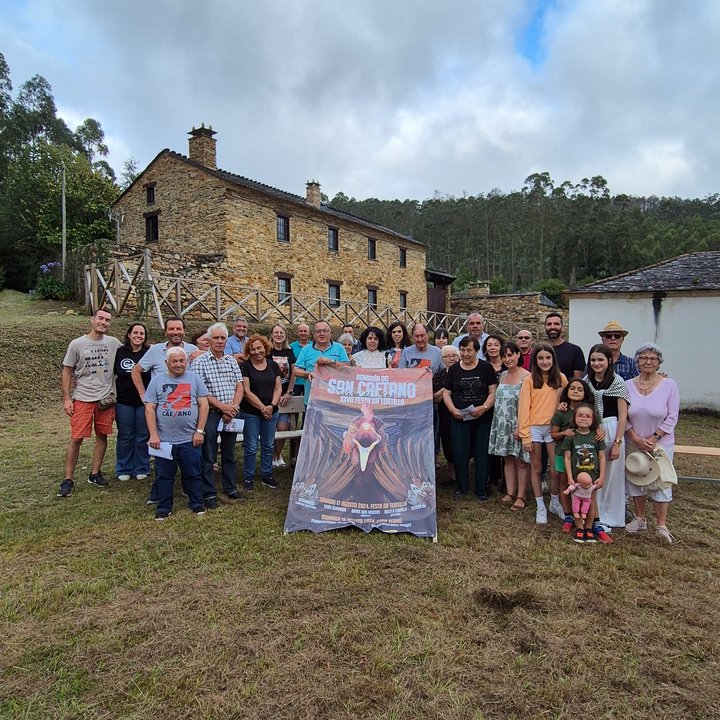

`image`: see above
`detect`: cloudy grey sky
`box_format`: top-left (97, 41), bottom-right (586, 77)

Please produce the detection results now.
top-left (1, 0), bottom-right (718, 201)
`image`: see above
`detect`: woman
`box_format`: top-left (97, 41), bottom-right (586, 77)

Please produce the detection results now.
top-left (190, 328), bottom-right (210, 351)
top-left (269, 324), bottom-right (296, 468)
top-left (338, 333), bottom-right (357, 366)
top-left (114, 323), bottom-right (150, 481)
top-left (584, 343), bottom-right (629, 533)
top-left (239, 334), bottom-right (282, 490)
top-left (482, 334), bottom-right (505, 375)
top-left (354, 326), bottom-right (387, 368)
top-left (489, 341), bottom-right (531, 509)
top-left (433, 344), bottom-right (460, 485)
top-left (443, 335), bottom-right (498, 499)
top-left (385, 321), bottom-right (410, 368)
top-left (624, 343), bottom-right (680, 543)
top-left (433, 327), bottom-right (449, 348)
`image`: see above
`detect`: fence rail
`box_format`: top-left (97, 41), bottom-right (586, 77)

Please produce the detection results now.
top-left (84, 252), bottom-right (544, 337)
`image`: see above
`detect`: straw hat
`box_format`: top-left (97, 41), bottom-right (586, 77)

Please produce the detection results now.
top-left (625, 451), bottom-right (660, 487)
top-left (598, 320), bottom-right (629, 337)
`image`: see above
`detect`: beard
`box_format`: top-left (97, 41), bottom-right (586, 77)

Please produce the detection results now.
top-left (545, 329), bottom-right (561, 340)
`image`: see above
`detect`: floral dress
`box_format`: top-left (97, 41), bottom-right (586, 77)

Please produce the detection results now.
top-left (489, 378), bottom-right (530, 462)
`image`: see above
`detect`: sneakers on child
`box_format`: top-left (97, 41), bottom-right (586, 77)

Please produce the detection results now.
top-left (572, 528), bottom-right (585, 544)
top-left (562, 516), bottom-right (574, 534)
top-left (535, 502), bottom-right (548, 525)
top-left (656, 526), bottom-right (674, 544)
top-left (594, 528), bottom-right (614, 544)
top-left (584, 529), bottom-right (597, 544)
top-left (88, 472), bottom-right (109, 487)
top-left (549, 497), bottom-right (565, 520)
top-left (625, 516), bottom-right (647, 533)
top-left (57, 479), bottom-right (74, 498)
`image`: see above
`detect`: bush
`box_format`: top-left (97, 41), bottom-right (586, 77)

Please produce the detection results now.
top-left (35, 262), bottom-right (70, 300)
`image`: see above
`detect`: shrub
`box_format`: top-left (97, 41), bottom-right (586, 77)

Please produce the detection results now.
top-left (35, 262), bottom-right (70, 300)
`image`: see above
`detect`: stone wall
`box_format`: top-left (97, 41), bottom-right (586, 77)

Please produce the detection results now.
top-left (450, 291), bottom-right (567, 337)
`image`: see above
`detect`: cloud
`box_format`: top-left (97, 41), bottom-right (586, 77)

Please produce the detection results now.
top-left (1, 0), bottom-right (718, 200)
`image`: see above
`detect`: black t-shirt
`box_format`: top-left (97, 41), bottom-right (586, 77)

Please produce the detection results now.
top-left (114, 346), bottom-right (150, 406)
top-left (590, 378), bottom-right (619, 418)
top-left (444, 360), bottom-right (498, 424)
top-left (269, 348), bottom-right (296, 391)
top-left (553, 342), bottom-right (585, 379)
top-left (240, 360), bottom-right (281, 416)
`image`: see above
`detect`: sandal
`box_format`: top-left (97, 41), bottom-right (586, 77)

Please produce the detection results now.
top-left (500, 494), bottom-right (515, 505)
top-left (510, 498), bottom-right (527, 511)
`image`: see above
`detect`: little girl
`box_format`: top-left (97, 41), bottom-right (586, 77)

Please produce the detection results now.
top-left (551, 379), bottom-right (595, 533)
top-left (562, 403), bottom-right (606, 543)
top-left (518, 344), bottom-right (567, 524)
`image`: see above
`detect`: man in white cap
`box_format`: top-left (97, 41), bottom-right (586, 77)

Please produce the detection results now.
top-left (598, 321), bottom-right (639, 380)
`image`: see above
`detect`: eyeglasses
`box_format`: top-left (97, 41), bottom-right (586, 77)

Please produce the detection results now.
top-left (315, 328), bottom-right (330, 333)
top-left (638, 356), bottom-right (659, 363)
top-left (602, 333), bottom-right (624, 340)
top-left (517, 336), bottom-right (531, 340)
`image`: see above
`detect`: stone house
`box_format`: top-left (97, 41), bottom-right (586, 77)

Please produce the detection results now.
top-left (111, 125), bottom-right (451, 319)
top-left (567, 251), bottom-right (720, 410)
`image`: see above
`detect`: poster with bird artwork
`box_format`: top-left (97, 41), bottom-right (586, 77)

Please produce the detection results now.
top-left (284, 365), bottom-right (437, 539)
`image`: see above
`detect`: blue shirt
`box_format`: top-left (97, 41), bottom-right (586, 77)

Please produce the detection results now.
top-left (614, 352), bottom-right (639, 381)
top-left (295, 341), bottom-right (349, 404)
top-left (138, 341), bottom-right (198, 376)
top-left (225, 335), bottom-right (246, 357)
top-left (290, 340), bottom-right (310, 389)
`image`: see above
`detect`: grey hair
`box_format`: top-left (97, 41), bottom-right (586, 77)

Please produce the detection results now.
top-left (338, 333), bottom-right (354, 346)
top-left (233, 315), bottom-right (247, 325)
top-left (166, 346), bottom-right (187, 360)
top-left (207, 322), bottom-right (228, 337)
top-left (633, 342), bottom-right (663, 365)
top-left (441, 344), bottom-right (460, 358)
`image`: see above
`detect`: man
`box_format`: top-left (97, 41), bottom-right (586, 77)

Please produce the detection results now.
top-left (598, 320), bottom-right (639, 380)
top-left (58, 307), bottom-right (122, 497)
top-left (191, 322), bottom-right (244, 505)
top-left (293, 321), bottom-right (349, 404)
top-left (290, 322), bottom-right (311, 396)
top-left (144, 347), bottom-right (209, 520)
top-left (516, 329), bottom-right (534, 370)
top-left (452, 312), bottom-right (489, 360)
top-left (131, 316), bottom-right (197, 398)
top-left (132, 315), bottom-right (197, 500)
top-left (399, 323), bottom-right (443, 373)
top-left (544, 312), bottom-right (584, 379)
top-left (342, 324), bottom-right (361, 354)
top-left (225, 316), bottom-right (249, 361)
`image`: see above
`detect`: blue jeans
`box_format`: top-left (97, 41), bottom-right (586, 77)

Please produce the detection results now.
top-left (115, 403), bottom-right (150, 476)
top-left (154, 441), bottom-right (204, 514)
top-left (241, 410), bottom-right (278, 480)
top-left (201, 410), bottom-right (238, 499)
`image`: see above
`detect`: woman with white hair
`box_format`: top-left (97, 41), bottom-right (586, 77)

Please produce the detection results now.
top-left (624, 343), bottom-right (680, 543)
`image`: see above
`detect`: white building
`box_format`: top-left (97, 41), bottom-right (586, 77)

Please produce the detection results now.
top-left (567, 251), bottom-right (720, 411)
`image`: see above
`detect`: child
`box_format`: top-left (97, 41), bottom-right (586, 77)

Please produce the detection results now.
top-left (518, 343), bottom-right (568, 525)
top-left (551, 379), bottom-right (595, 534)
top-left (562, 403), bottom-right (606, 544)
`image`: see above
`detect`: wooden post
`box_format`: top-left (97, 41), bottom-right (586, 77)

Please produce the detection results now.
top-left (215, 285), bottom-right (221, 320)
top-left (175, 278), bottom-right (182, 316)
top-left (90, 263), bottom-right (98, 313)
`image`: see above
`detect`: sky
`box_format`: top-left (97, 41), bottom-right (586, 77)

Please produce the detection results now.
top-left (1, 0), bottom-right (719, 202)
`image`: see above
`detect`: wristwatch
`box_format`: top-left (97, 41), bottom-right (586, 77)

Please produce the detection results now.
top-left (196, 428), bottom-right (205, 435)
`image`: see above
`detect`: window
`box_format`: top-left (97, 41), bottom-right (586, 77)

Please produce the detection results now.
top-left (277, 215), bottom-right (290, 243)
top-left (328, 227), bottom-right (339, 252)
top-left (399, 291), bottom-right (408, 310)
top-left (277, 276), bottom-right (291, 302)
top-left (367, 287), bottom-right (377, 308)
top-left (367, 237), bottom-right (376, 260)
top-left (144, 211), bottom-right (160, 243)
top-left (145, 184), bottom-right (156, 204)
top-left (399, 248), bottom-right (407, 268)
top-left (328, 283), bottom-right (341, 308)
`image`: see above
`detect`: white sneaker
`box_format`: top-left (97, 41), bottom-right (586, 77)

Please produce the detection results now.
top-left (117, 474), bottom-right (131, 482)
top-left (549, 498), bottom-right (565, 520)
top-left (277, 457), bottom-right (286, 467)
top-left (136, 474), bottom-right (148, 480)
top-left (625, 516), bottom-right (647, 533)
top-left (272, 459), bottom-right (279, 468)
top-left (535, 502), bottom-right (548, 525)
top-left (656, 526), bottom-right (674, 544)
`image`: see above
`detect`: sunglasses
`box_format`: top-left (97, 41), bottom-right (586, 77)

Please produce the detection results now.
top-left (602, 333), bottom-right (624, 340)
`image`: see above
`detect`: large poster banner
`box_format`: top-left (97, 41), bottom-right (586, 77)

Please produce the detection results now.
top-left (284, 365), bottom-right (437, 539)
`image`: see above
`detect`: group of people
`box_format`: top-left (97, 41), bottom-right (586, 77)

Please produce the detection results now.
top-left (59, 309), bottom-right (680, 542)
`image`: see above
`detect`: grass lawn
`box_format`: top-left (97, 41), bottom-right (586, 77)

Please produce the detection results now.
top-left (1, 290), bottom-right (719, 719)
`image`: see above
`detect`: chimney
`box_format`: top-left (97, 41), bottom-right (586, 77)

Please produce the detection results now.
top-left (188, 124), bottom-right (217, 170)
top-left (305, 180), bottom-right (321, 208)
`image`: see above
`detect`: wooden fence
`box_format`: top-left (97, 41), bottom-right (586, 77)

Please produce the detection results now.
top-left (84, 252), bottom-right (541, 337)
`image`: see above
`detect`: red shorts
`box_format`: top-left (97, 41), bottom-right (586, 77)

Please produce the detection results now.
top-left (70, 400), bottom-right (115, 439)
